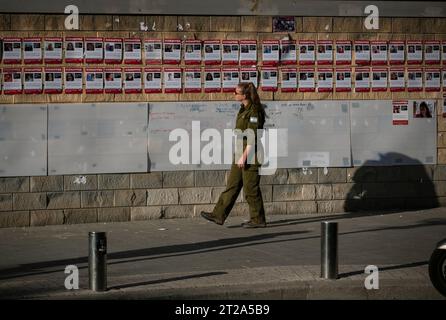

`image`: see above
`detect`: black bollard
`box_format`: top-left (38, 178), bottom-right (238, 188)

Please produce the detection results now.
top-left (89, 231), bottom-right (107, 291)
top-left (321, 221), bottom-right (338, 280)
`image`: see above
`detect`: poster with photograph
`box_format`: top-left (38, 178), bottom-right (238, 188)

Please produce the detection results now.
top-left (407, 40), bottom-right (423, 65)
top-left (44, 37), bottom-right (63, 64)
top-left (354, 67), bottom-right (370, 92)
top-left (335, 40), bottom-right (352, 65)
top-left (240, 40), bottom-right (257, 66)
top-left (163, 39), bottom-right (181, 64)
top-left (407, 67), bottom-right (423, 92)
top-left (222, 40), bottom-right (239, 65)
top-left (85, 68), bottom-right (104, 94)
top-left (184, 40), bottom-right (202, 65)
top-left (24, 68), bottom-right (43, 94)
top-left (222, 67), bottom-right (240, 92)
top-left (317, 40), bottom-right (333, 65)
top-left (124, 68), bottom-right (142, 94)
top-left (424, 68), bottom-right (441, 92)
top-left (240, 67), bottom-right (258, 87)
top-left (280, 67), bottom-right (297, 92)
top-left (371, 41), bottom-right (388, 66)
top-left (298, 67), bottom-right (315, 92)
top-left (44, 67), bottom-right (63, 94)
top-left (413, 100), bottom-right (435, 119)
top-left (443, 93), bottom-right (446, 118)
top-left (371, 67), bottom-right (388, 92)
top-left (389, 41), bottom-right (405, 65)
top-left (273, 16), bottom-right (295, 32)
top-left (144, 39), bottom-right (162, 65)
top-left (204, 68), bottom-right (221, 93)
top-left (23, 38), bottom-right (42, 64)
top-left (64, 67), bottom-right (83, 94)
top-left (164, 67), bottom-right (182, 93)
top-left (335, 68), bottom-right (352, 92)
top-left (3, 68), bottom-right (22, 94)
top-left (104, 68), bottom-right (122, 93)
top-left (65, 37), bottom-right (84, 63)
top-left (389, 67), bottom-right (405, 92)
top-left (442, 41), bottom-right (446, 66)
top-left (3, 38), bottom-right (22, 64)
top-left (424, 41), bottom-right (440, 65)
top-left (260, 67), bottom-right (278, 91)
top-left (184, 68), bottom-right (202, 93)
top-left (104, 38), bottom-right (123, 64)
top-left (262, 40), bottom-right (279, 66)
top-left (280, 40), bottom-right (296, 65)
top-left (203, 40), bottom-right (221, 65)
top-left (85, 37), bottom-right (103, 63)
top-left (443, 67), bottom-right (446, 91)
top-left (298, 40), bottom-right (315, 65)
top-left (144, 67), bottom-right (162, 93)
top-left (124, 39), bottom-right (142, 64)
top-left (317, 68), bottom-right (333, 92)
top-left (354, 40), bottom-right (370, 65)
top-left (392, 100), bottom-right (409, 125)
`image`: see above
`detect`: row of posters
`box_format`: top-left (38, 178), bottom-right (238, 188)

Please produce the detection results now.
top-left (1, 67), bottom-right (446, 94)
top-left (2, 38), bottom-right (446, 65)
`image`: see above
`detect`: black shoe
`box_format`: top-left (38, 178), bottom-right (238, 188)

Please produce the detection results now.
top-left (241, 221), bottom-right (267, 228)
top-left (200, 211), bottom-right (223, 225)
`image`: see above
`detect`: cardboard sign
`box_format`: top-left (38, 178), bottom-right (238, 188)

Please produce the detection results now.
top-left (85, 68), bottom-right (104, 94)
top-left (335, 68), bottom-right (352, 92)
top-left (280, 67), bottom-right (297, 92)
top-left (185, 68), bottom-right (202, 93)
top-left (240, 67), bottom-right (258, 87)
top-left (163, 39), bottom-right (181, 64)
top-left (424, 67), bottom-right (441, 92)
top-left (164, 67), bottom-right (182, 93)
top-left (204, 40), bottom-right (221, 65)
top-left (371, 41), bottom-right (388, 66)
top-left (204, 68), bottom-right (221, 93)
top-left (144, 39), bottom-right (162, 65)
top-left (104, 68), bottom-right (122, 93)
top-left (24, 67), bottom-right (43, 94)
top-left (335, 40), bottom-right (352, 65)
top-left (424, 41), bottom-right (441, 65)
top-left (393, 100), bottom-right (409, 125)
top-left (144, 67), bottom-right (162, 93)
top-left (389, 41), bottom-right (405, 65)
top-left (354, 67), bottom-right (370, 92)
top-left (85, 37), bottom-right (103, 63)
top-left (389, 67), bottom-right (405, 92)
top-left (124, 39), bottom-right (142, 64)
top-left (124, 68), bottom-right (142, 94)
top-left (407, 67), bottom-right (423, 92)
top-left (44, 67), bottom-right (63, 94)
top-left (371, 67), bottom-right (388, 92)
top-left (65, 37), bottom-right (84, 63)
top-left (184, 40), bottom-right (202, 65)
top-left (317, 68), bottom-right (333, 92)
top-left (298, 67), bottom-right (315, 92)
top-left (44, 38), bottom-right (63, 64)
top-left (3, 68), bottom-right (22, 94)
top-left (317, 40), bottom-right (333, 65)
top-left (354, 41), bottom-right (370, 65)
top-left (104, 38), bottom-right (123, 64)
top-left (407, 41), bottom-right (423, 65)
top-left (64, 67), bottom-right (83, 94)
top-left (222, 67), bottom-right (240, 92)
top-left (23, 37), bottom-right (42, 64)
top-left (299, 40), bottom-right (315, 65)
top-left (3, 38), bottom-right (22, 64)
top-left (280, 40), bottom-right (296, 65)
top-left (222, 40), bottom-right (239, 65)
top-left (240, 40), bottom-right (257, 66)
top-left (260, 67), bottom-right (278, 91)
top-left (262, 40), bottom-right (279, 66)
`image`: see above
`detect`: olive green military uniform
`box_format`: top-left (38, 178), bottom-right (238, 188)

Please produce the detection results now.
top-left (212, 102), bottom-right (266, 224)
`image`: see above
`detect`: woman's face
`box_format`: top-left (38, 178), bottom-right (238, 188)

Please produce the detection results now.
top-left (234, 86), bottom-right (245, 102)
top-left (420, 106), bottom-right (428, 116)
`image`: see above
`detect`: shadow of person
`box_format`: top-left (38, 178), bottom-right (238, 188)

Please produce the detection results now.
top-left (344, 152), bottom-right (439, 212)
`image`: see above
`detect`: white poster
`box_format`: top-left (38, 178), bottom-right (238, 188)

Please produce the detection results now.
top-left (354, 40), bottom-right (370, 65)
top-left (163, 39), bottom-right (181, 64)
top-left (144, 68), bottom-right (162, 93)
top-left (24, 68), bottom-right (43, 94)
top-left (280, 68), bottom-right (297, 92)
top-left (443, 68), bottom-right (446, 91)
top-left (222, 68), bottom-right (239, 92)
top-left (298, 68), bottom-right (315, 92)
top-left (299, 40), bottom-right (315, 65)
top-left (389, 67), bottom-right (405, 92)
top-left (335, 40), bottom-right (352, 65)
top-left (85, 37), bottom-right (103, 63)
top-left (335, 68), bottom-right (352, 92)
top-left (240, 67), bottom-right (258, 87)
top-left (407, 68), bottom-right (423, 92)
top-left (3, 38), bottom-right (22, 64)
top-left (262, 40), bottom-right (279, 66)
top-left (407, 41), bottom-right (423, 65)
top-left (104, 68), bottom-right (122, 93)
top-left (64, 68), bottom-right (83, 94)
top-left (204, 40), bottom-right (221, 65)
top-left (240, 40), bottom-right (257, 65)
top-left (393, 100), bottom-right (409, 125)
top-left (354, 67), bottom-right (370, 92)
top-left (280, 40), bottom-right (296, 65)
top-left (204, 68), bottom-right (221, 93)
top-left (3, 68), bottom-right (22, 94)
top-left (44, 67), bottom-right (63, 94)
top-left (389, 41), bottom-right (405, 65)
top-left (124, 39), bottom-right (142, 64)
top-left (164, 68), bottom-right (182, 93)
top-left (44, 37), bottom-right (63, 64)
top-left (144, 39), bottom-right (162, 64)
top-left (184, 40), bottom-right (202, 65)
top-left (23, 37), bottom-right (42, 64)
top-left (124, 68), bottom-right (142, 94)
top-left (371, 67), bottom-right (388, 92)
top-left (185, 68), bottom-right (202, 93)
top-left (425, 41), bottom-right (440, 65)
top-left (85, 68), bottom-right (104, 94)
top-left (222, 40), bottom-right (239, 65)
top-left (65, 37), bottom-right (84, 63)
top-left (371, 41), bottom-right (388, 65)
top-left (260, 67), bottom-right (278, 91)
top-left (424, 68), bottom-right (441, 92)
top-left (317, 40), bottom-right (333, 65)
top-left (317, 68), bottom-right (333, 92)
top-left (104, 38), bottom-right (123, 64)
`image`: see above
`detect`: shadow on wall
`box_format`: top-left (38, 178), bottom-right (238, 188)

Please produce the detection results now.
top-left (344, 152), bottom-right (439, 212)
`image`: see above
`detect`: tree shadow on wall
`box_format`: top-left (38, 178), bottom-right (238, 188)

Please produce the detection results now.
top-left (344, 152), bottom-right (439, 212)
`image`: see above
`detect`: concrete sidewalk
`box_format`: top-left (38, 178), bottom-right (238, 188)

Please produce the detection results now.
top-left (0, 208), bottom-right (445, 299)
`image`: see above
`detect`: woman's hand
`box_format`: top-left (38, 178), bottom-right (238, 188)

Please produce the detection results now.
top-left (237, 155), bottom-right (246, 168)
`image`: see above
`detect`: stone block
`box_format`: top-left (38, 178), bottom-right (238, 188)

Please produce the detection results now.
top-left (0, 194), bottom-right (12, 212)
top-left (362, 17), bottom-right (392, 33)
top-left (64, 175), bottom-right (98, 191)
top-left (131, 206), bottom-right (163, 221)
top-left (179, 187), bottom-right (212, 204)
top-left (46, 192), bottom-right (81, 209)
top-left (112, 15), bottom-right (144, 31)
top-left (421, 18), bottom-right (446, 34)
top-left (264, 202), bottom-right (287, 215)
top-left (287, 168), bottom-right (318, 184)
top-left (373, 166), bottom-right (408, 182)
top-left (146, 188), bottom-right (178, 205)
top-left (63, 209), bottom-right (97, 224)
top-left (316, 184), bottom-right (332, 200)
top-left (81, 191), bottom-right (114, 208)
top-left (30, 176), bottom-right (64, 192)
top-left (44, 15), bottom-right (66, 31)
top-left (347, 167), bottom-right (376, 183)
top-left (439, 148), bottom-right (446, 165)
top-left (11, 14), bottom-right (44, 30)
top-left (260, 185), bottom-right (272, 202)
top-left (318, 168), bottom-right (347, 183)
top-left (163, 171), bottom-right (194, 188)
top-left (13, 193), bottom-right (46, 210)
top-left (210, 16), bottom-right (240, 32)
top-left (317, 200), bottom-right (346, 214)
top-left (434, 181), bottom-right (446, 197)
top-left (287, 201), bottom-right (318, 214)
top-left (392, 18), bottom-right (422, 33)
top-left (0, 177), bottom-right (29, 193)
top-left (333, 17), bottom-right (362, 33)
top-left (259, 168), bottom-right (289, 185)
top-left (130, 173), bottom-right (163, 189)
top-left (241, 16), bottom-right (271, 32)
top-left (98, 174), bottom-right (130, 190)
top-left (302, 17), bottom-right (332, 33)
top-left (195, 170), bottom-right (226, 187)
top-left (230, 203), bottom-right (249, 217)
top-left (0, 14), bottom-right (11, 30)
top-left (332, 183), bottom-right (362, 200)
top-left (114, 189), bottom-right (147, 207)
top-left (98, 207), bottom-right (130, 222)
top-left (273, 184), bottom-right (316, 201)
top-left (406, 165), bottom-right (434, 182)
top-left (163, 205), bottom-right (195, 219)
top-left (433, 165), bottom-right (446, 181)
top-left (80, 15), bottom-right (112, 31)
top-left (146, 16), bottom-right (178, 32)
top-left (30, 210), bottom-right (64, 226)
top-left (178, 16), bottom-right (210, 31)
top-left (0, 211), bottom-right (29, 228)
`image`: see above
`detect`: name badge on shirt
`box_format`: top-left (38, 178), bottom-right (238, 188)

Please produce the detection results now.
top-left (249, 116), bottom-right (258, 124)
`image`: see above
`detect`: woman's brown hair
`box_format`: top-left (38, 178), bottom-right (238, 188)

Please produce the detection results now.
top-left (238, 82), bottom-right (267, 119)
